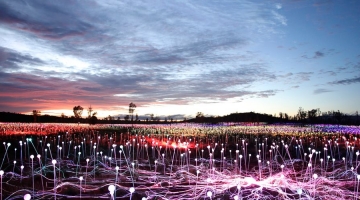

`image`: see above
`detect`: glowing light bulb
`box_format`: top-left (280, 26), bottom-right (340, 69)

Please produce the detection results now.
top-left (297, 188), bottom-right (303, 195)
top-left (23, 194), bottom-right (31, 200)
top-left (108, 185), bottom-right (115, 195)
top-left (313, 174), bottom-right (318, 179)
top-left (129, 187), bottom-right (135, 193)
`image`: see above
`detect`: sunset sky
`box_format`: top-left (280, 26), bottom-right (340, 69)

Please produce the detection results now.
top-left (0, 0), bottom-right (359, 119)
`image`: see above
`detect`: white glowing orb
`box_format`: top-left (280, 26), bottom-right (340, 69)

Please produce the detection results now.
top-left (297, 188), bottom-right (303, 195)
top-left (207, 191), bottom-right (212, 197)
top-left (129, 187), bottom-right (135, 193)
top-left (52, 160), bottom-right (57, 165)
top-left (108, 185), bottom-right (115, 195)
top-left (244, 177), bottom-right (256, 184)
top-left (234, 195), bottom-right (239, 200)
top-left (23, 194), bottom-right (31, 200)
top-left (0, 170), bottom-right (4, 176)
top-left (313, 174), bottom-right (318, 179)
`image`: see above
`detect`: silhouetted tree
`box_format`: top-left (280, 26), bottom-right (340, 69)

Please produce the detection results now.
top-left (135, 113), bottom-right (139, 121)
top-left (196, 112), bottom-right (205, 123)
top-left (32, 110), bottom-right (41, 122)
top-left (307, 109), bottom-right (317, 124)
top-left (129, 102), bottom-right (136, 121)
top-left (196, 112), bottom-right (204, 118)
top-left (284, 113), bottom-right (289, 121)
top-left (333, 110), bottom-right (343, 125)
top-left (124, 115), bottom-right (130, 121)
top-left (73, 105), bottom-right (83, 118)
top-left (87, 105), bottom-right (93, 118)
top-left (297, 107), bottom-right (306, 122)
top-left (86, 106), bottom-right (97, 124)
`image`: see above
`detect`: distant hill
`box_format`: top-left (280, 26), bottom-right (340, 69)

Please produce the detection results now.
top-left (187, 112), bottom-right (277, 124)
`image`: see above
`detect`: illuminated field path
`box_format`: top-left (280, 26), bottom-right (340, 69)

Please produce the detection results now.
top-left (0, 123), bottom-right (359, 199)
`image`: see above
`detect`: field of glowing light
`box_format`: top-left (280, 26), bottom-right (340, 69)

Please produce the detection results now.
top-left (0, 123), bottom-right (360, 200)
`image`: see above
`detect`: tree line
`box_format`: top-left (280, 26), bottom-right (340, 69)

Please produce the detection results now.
top-left (0, 105), bottom-right (359, 125)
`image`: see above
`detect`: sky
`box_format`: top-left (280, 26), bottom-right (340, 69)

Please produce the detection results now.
top-left (0, 0), bottom-right (359, 119)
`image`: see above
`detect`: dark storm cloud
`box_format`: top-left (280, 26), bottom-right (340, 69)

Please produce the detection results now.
top-left (329, 77), bottom-right (360, 85)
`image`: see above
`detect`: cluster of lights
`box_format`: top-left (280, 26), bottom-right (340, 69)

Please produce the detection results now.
top-left (0, 123), bottom-right (359, 199)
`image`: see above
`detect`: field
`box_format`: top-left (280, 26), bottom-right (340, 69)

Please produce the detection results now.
top-left (0, 123), bottom-right (359, 200)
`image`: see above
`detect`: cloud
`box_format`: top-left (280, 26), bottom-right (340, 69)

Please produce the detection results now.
top-left (313, 0), bottom-right (333, 7)
top-left (313, 88), bottom-right (332, 94)
top-left (0, 0), bottom-right (288, 116)
top-left (329, 77), bottom-right (360, 85)
top-left (296, 72), bottom-right (314, 81)
top-left (0, 47), bottom-right (46, 71)
top-left (256, 90), bottom-right (281, 98)
top-left (302, 51), bottom-right (325, 59)
top-left (275, 3), bottom-right (282, 9)
top-left (272, 10), bottom-right (287, 25)
top-left (0, 1), bottom-right (94, 40)
top-left (314, 51), bottom-right (324, 58)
